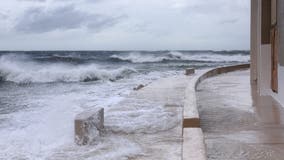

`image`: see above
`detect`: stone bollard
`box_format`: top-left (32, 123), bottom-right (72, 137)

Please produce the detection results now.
top-left (185, 68), bottom-right (195, 75)
top-left (75, 108), bottom-right (104, 145)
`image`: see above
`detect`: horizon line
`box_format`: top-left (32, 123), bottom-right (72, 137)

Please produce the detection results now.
top-left (0, 49), bottom-right (250, 52)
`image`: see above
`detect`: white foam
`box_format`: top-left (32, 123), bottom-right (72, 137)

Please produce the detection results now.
top-left (111, 52), bottom-right (166, 63)
top-left (49, 136), bottom-right (143, 160)
top-left (0, 54), bottom-right (137, 83)
top-left (0, 92), bottom-right (85, 159)
top-left (110, 51), bottom-right (250, 63)
top-left (105, 105), bottom-right (179, 134)
top-left (0, 67), bottom-right (182, 159)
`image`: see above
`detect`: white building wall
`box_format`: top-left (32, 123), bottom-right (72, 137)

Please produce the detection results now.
top-left (274, 66), bottom-right (284, 105)
top-left (252, 0), bottom-right (284, 107)
top-left (259, 45), bottom-right (272, 95)
top-left (271, 0), bottom-right (284, 105)
top-left (250, 0), bottom-right (258, 83)
top-left (256, 0), bottom-right (263, 94)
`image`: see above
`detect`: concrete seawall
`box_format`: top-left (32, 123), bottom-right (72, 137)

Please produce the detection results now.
top-left (182, 63), bottom-right (250, 160)
top-left (194, 64), bottom-right (250, 90)
top-left (71, 63), bottom-right (251, 160)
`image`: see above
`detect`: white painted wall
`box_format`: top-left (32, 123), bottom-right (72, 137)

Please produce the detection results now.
top-left (250, 0), bottom-right (259, 83)
top-left (272, 0), bottom-right (284, 106)
top-left (258, 45), bottom-right (284, 107)
top-left (251, 0), bottom-right (284, 107)
top-left (258, 45), bottom-right (272, 95)
top-left (256, 0), bottom-right (262, 94)
top-left (253, 0), bottom-right (284, 107)
top-left (272, 66), bottom-right (284, 105)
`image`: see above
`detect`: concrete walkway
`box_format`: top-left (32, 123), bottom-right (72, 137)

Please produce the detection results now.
top-left (197, 70), bottom-right (284, 160)
top-left (49, 73), bottom-right (204, 160)
top-left (103, 74), bottom-right (190, 160)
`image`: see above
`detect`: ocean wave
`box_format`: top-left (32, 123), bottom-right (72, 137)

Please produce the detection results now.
top-left (0, 54), bottom-right (137, 83)
top-left (110, 51), bottom-right (250, 63)
top-left (110, 51), bottom-right (187, 63)
top-left (34, 55), bottom-right (87, 64)
top-left (110, 52), bottom-right (165, 63)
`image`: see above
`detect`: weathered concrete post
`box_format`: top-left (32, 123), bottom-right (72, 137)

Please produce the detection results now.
top-left (185, 68), bottom-right (195, 75)
top-left (75, 108), bottom-right (104, 145)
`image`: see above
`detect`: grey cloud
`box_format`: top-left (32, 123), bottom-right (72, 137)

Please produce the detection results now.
top-left (0, 12), bottom-right (8, 19)
top-left (131, 23), bottom-right (149, 33)
top-left (14, 5), bottom-right (125, 33)
top-left (220, 18), bottom-right (239, 24)
top-left (85, 0), bottom-right (103, 3)
top-left (183, 0), bottom-right (249, 16)
top-left (17, 0), bottom-right (46, 2)
top-left (129, 22), bottom-right (169, 37)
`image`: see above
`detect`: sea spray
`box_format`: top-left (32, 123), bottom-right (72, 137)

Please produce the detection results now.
top-left (0, 54), bottom-right (137, 83)
top-left (105, 105), bottom-right (179, 134)
top-left (109, 51), bottom-right (250, 63)
top-left (0, 50), bottom-right (250, 159)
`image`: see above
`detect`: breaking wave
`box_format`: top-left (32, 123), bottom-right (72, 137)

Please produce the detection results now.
top-left (110, 51), bottom-right (250, 63)
top-left (0, 54), bottom-right (137, 83)
top-left (0, 50), bottom-right (250, 83)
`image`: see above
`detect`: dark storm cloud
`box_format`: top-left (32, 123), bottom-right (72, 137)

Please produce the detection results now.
top-left (14, 5), bottom-right (125, 33)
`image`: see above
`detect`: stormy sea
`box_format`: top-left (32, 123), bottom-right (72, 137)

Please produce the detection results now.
top-left (0, 51), bottom-right (249, 160)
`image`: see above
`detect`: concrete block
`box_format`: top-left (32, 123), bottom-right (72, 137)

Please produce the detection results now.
top-left (75, 108), bottom-right (104, 145)
top-left (183, 128), bottom-right (207, 160)
top-left (185, 68), bottom-right (195, 75)
top-left (183, 80), bottom-right (200, 128)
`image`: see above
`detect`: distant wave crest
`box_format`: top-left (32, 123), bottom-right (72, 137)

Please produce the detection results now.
top-left (110, 51), bottom-right (250, 63)
top-left (0, 54), bottom-right (137, 83)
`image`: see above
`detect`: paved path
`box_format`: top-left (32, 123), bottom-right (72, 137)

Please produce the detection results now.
top-left (48, 74), bottom-right (192, 160)
top-left (197, 70), bottom-right (284, 160)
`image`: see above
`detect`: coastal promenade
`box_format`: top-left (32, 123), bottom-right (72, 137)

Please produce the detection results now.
top-left (105, 73), bottom-right (191, 160)
top-left (197, 70), bottom-right (284, 159)
top-left (69, 64), bottom-right (259, 160)
top-left (73, 73), bottom-right (197, 160)
top-left (49, 68), bottom-right (209, 160)
top-left (102, 69), bottom-right (210, 160)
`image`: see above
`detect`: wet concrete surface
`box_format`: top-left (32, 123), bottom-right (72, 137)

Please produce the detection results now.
top-left (197, 70), bottom-right (284, 160)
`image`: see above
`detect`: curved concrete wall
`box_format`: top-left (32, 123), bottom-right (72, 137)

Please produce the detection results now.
top-left (182, 63), bottom-right (250, 160)
top-left (183, 63), bottom-right (250, 128)
top-left (195, 64), bottom-right (250, 90)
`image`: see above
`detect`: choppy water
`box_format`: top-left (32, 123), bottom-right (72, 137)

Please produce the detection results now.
top-left (0, 50), bottom-right (250, 160)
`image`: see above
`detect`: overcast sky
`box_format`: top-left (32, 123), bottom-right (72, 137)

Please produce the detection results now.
top-left (0, 0), bottom-right (250, 50)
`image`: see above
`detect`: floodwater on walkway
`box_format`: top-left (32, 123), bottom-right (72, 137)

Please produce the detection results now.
top-left (197, 70), bottom-right (284, 160)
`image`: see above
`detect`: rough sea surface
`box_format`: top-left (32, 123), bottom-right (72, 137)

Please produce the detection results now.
top-left (0, 51), bottom-right (250, 160)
